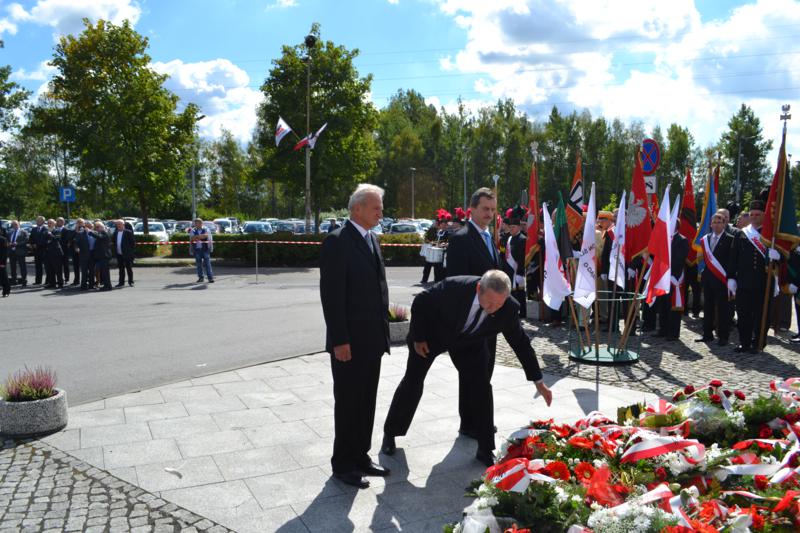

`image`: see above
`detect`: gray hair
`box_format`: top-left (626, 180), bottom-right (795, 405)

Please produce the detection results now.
top-left (478, 269), bottom-right (511, 295)
top-left (348, 183), bottom-right (384, 211)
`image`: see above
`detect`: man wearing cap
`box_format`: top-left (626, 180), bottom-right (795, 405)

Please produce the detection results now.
top-left (728, 200), bottom-right (781, 353)
top-left (502, 208), bottom-right (527, 318)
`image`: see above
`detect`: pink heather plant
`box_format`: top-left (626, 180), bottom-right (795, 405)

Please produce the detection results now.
top-left (1, 366), bottom-right (57, 402)
top-left (388, 303), bottom-right (410, 323)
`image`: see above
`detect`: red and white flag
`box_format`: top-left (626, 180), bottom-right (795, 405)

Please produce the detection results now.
top-left (542, 203), bottom-right (572, 310)
top-left (275, 116), bottom-right (293, 147)
top-left (646, 185), bottom-right (673, 306)
top-left (609, 192), bottom-right (627, 290)
top-left (293, 122), bottom-right (328, 151)
top-left (573, 182), bottom-right (597, 308)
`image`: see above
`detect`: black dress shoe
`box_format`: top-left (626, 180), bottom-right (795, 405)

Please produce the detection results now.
top-left (360, 460), bottom-right (390, 477)
top-left (71, 281), bottom-right (79, 286)
top-left (749, 347), bottom-right (759, 354)
top-left (116, 283), bottom-right (125, 287)
top-left (475, 449), bottom-right (494, 467)
top-left (128, 282), bottom-right (134, 287)
top-left (791, 337), bottom-right (800, 344)
top-left (654, 331), bottom-right (666, 337)
top-left (734, 344), bottom-right (750, 353)
top-left (717, 339), bottom-right (728, 347)
top-left (333, 471), bottom-right (369, 489)
top-left (458, 428), bottom-right (479, 440)
top-left (381, 434), bottom-right (396, 456)
top-left (695, 336), bottom-right (714, 343)
top-left (197, 277), bottom-right (204, 283)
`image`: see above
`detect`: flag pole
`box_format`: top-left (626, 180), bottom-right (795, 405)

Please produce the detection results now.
top-left (607, 224), bottom-right (623, 347)
top-left (566, 259), bottom-right (588, 353)
top-left (757, 111), bottom-right (790, 350)
top-left (618, 261), bottom-right (647, 351)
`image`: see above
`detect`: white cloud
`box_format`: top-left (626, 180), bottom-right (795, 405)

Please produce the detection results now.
top-left (433, 0), bottom-right (799, 166)
top-left (152, 59), bottom-right (264, 143)
top-left (9, 0), bottom-right (141, 37)
top-left (387, 0), bottom-right (400, 4)
top-left (266, 0), bottom-right (298, 9)
top-left (11, 61), bottom-right (57, 81)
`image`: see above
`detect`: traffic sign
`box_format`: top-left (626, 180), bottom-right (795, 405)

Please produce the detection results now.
top-left (641, 138), bottom-right (660, 176)
top-left (59, 186), bottom-right (76, 203)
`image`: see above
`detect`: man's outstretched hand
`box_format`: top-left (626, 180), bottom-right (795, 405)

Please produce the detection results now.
top-left (535, 381), bottom-right (553, 406)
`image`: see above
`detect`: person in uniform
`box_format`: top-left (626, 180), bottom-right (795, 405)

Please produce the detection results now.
top-left (502, 207), bottom-right (527, 318)
top-left (728, 200), bottom-right (781, 353)
top-left (421, 210), bottom-right (450, 284)
top-left (43, 219), bottom-right (64, 288)
top-left (695, 213), bottom-right (734, 346)
top-left (655, 228), bottom-right (689, 340)
top-left (381, 270), bottom-right (552, 466)
top-left (30, 216), bottom-right (47, 285)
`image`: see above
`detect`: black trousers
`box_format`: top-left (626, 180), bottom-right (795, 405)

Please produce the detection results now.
top-left (34, 249), bottom-right (44, 283)
top-left (71, 252), bottom-right (80, 284)
top-left (95, 257), bottom-right (111, 289)
top-left (421, 262), bottom-right (445, 283)
top-left (384, 340), bottom-right (494, 451)
top-left (642, 296), bottom-right (658, 330)
top-left (80, 257), bottom-right (94, 288)
top-left (702, 280), bottom-right (731, 341)
top-left (61, 252), bottom-right (71, 282)
top-left (117, 255), bottom-right (134, 284)
top-left (456, 334), bottom-right (496, 434)
top-left (9, 254), bottom-right (26, 283)
top-left (330, 350), bottom-right (382, 474)
top-left (683, 265), bottom-right (702, 315)
top-left (736, 285), bottom-right (772, 349)
top-left (656, 295), bottom-right (682, 339)
top-left (1, 262), bottom-right (9, 295)
top-left (512, 289), bottom-right (527, 318)
top-left (45, 255), bottom-right (63, 287)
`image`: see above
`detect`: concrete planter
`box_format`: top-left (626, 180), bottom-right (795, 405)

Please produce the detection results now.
top-left (0, 389), bottom-right (68, 438)
top-left (389, 321), bottom-right (410, 344)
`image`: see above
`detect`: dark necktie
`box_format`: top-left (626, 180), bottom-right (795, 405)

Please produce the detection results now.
top-left (464, 305), bottom-right (484, 335)
top-left (365, 232), bottom-right (375, 255)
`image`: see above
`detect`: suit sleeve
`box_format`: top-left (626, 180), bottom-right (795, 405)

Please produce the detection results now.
top-left (445, 235), bottom-right (469, 277)
top-left (319, 234), bottom-right (350, 347)
top-left (727, 232), bottom-right (739, 281)
top-left (500, 309), bottom-right (543, 382)
top-left (408, 282), bottom-right (444, 343)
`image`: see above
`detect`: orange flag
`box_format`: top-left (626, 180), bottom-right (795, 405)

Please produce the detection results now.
top-left (566, 153), bottom-right (584, 239)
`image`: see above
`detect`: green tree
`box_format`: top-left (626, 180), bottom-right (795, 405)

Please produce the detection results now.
top-left (255, 23), bottom-right (378, 229)
top-left (660, 124), bottom-right (694, 196)
top-left (35, 19), bottom-right (199, 231)
top-left (718, 104), bottom-right (773, 208)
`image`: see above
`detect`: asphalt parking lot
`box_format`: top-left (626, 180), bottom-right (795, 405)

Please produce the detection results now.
top-left (1, 265), bottom-right (423, 405)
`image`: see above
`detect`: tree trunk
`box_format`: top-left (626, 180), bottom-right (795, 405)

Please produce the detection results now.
top-left (138, 187), bottom-right (149, 236)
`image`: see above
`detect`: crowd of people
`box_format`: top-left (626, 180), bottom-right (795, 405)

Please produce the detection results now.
top-left (0, 217), bottom-right (136, 296)
top-left (419, 190), bottom-right (800, 352)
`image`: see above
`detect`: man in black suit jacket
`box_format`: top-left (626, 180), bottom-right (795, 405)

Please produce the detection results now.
top-left (656, 230), bottom-right (690, 340)
top-left (73, 219), bottom-right (94, 290)
top-left (112, 219), bottom-right (136, 287)
top-left (6, 220), bottom-right (28, 286)
top-left (90, 221), bottom-right (113, 291)
top-left (381, 271), bottom-right (552, 466)
top-left (444, 187), bottom-right (500, 437)
top-left (0, 229), bottom-right (9, 297)
top-left (30, 216), bottom-right (47, 284)
top-left (319, 183), bottom-right (390, 489)
top-left (43, 219), bottom-right (64, 288)
top-left (55, 217), bottom-right (74, 284)
top-left (696, 213), bottom-right (735, 346)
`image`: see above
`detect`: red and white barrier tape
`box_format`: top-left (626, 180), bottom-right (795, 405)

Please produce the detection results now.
top-left (136, 240), bottom-right (423, 247)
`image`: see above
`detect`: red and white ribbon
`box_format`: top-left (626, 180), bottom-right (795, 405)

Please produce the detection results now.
top-left (701, 234), bottom-right (727, 285)
top-left (621, 435), bottom-right (705, 464)
top-left (743, 224), bottom-right (766, 257)
top-left (671, 272), bottom-right (685, 310)
top-left (574, 411), bottom-right (615, 430)
top-left (484, 458), bottom-right (554, 492)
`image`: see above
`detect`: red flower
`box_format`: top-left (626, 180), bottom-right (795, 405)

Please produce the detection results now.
top-left (655, 467), bottom-right (667, 481)
top-left (568, 436), bottom-right (594, 450)
top-left (709, 394), bottom-right (722, 404)
top-left (550, 424), bottom-right (572, 438)
top-left (574, 462), bottom-right (595, 484)
top-left (741, 506), bottom-right (765, 530)
top-left (586, 466), bottom-right (623, 507)
top-left (723, 389), bottom-right (732, 397)
top-left (662, 527), bottom-right (694, 533)
top-left (543, 460), bottom-right (570, 481)
top-left (709, 379), bottom-right (724, 387)
top-left (734, 390), bottom-right (746, 401)
top-left (673, 390), bottom-right (685, 402)
top-left (684, 384), bottom-right (696, 394)
top-left (754, 475), bottom-right (769, 490)
top-left (759, 425), bottom-right (773, 439)
top-left (504, 526), bottom-right (530, 533)
top-left (688, 519), bottom-right (721, 533)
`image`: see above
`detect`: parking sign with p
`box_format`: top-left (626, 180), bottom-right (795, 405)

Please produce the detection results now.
top-left (59, 186), bottom-right (76, 203)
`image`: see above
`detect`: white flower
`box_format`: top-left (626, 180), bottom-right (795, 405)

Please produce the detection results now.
top-left (475, 495), bottom-right (498, 509)
top-left (554, 485), bottom-right (569, 504)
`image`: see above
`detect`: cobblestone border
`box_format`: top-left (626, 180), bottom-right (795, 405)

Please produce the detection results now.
top-left (0, 438), bottom-right (232, 533)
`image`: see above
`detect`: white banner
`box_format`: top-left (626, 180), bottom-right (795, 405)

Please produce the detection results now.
top-left (573, 182), bottom-right (597, 308)
top-left (609, 191), bottom-right (627, 289)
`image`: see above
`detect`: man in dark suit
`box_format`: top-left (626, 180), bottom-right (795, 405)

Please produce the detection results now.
top-left (91, 221), bottom-right (112, 291)
top-left (319, 183), bottom-right (390, 489)
top-left (73, 219), bottom-right (93, 290)
top-left (0, 228), bottom-right (9, 297)
top-left (695, 213), bottom-right (734, 346)
top-left (502, 212), bottom-right (527, 318)
top-left (7, 220), bottom-right (28, 287)
top-left (55, 217), bottom-right (74, 285)
top-left (43, 219), bottom-right (64, 288)
top-left (30, 216), bottom-right (47, 284)
top-left (444, 187), bottom-right (500, 438)
top-left (728, 200), bottom-right (781, 353)
top-left (381, 271), bottom-right (552, 466)
top-left (113, 219), bottom-right (136, 287)
top-left (655, 229), bottom-right (689, 340)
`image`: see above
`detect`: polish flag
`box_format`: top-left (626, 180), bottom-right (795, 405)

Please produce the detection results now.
top-left (275, 116), bottom-right (292, 147)
top-left (542, 203), bottom-right (572, 310)
top-left (293, 122), bottom-right (328, 151)
top-left (645, 185), bottom-right (673, 305)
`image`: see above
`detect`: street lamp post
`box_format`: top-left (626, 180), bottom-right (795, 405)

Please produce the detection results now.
top-left (409, 167), bottom-right (416, 218)
top-left (304, 34), bottom-right (317, 234)
top-left (736, 134), bottom-right (755, 205)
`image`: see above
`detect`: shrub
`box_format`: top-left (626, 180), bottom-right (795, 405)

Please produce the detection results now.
top-left (389, 303), bottom-right (410, 322)
top-left (1, 367), bottom-right (58, 402)
top-left (134, 234), bottom-right (171, 258)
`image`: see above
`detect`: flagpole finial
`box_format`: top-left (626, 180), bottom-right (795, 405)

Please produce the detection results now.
top-left (781, 104), bottom-right (791, 134)
top-left (530, 142), bottom-right (539, 161)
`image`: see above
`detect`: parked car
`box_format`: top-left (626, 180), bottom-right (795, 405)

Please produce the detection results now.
top-left (162, 221), bottom-right (177, 235)
top-left (133, 222), bottom-right (169, 242)
top-left (389, 222), bottom-right (422, 235)
top-left (293, 223), bottom-right (316, 234)
top-left (203, 222), bottom-right (220, 234)
top-left (242, 221), bottom-right (274, 234)
top-left (273, 221), bottom-right (298, 233)
top-left (213, 218), bottom-right (241, 234)
top-left (174, 220), bottom-right (192, 233)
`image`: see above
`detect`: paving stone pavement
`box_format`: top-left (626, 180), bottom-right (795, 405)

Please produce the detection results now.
top-left (498, 310), bottom-right (800, 399)
top-left (0, 438), bottom-right (232, 533)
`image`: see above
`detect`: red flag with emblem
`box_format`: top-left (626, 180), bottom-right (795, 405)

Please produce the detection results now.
top-left (567, 153), bottom-right (584, 239)
top-left (525, 162), bottom-right (541, 265)
top-left (625, 151), bottom-right (652, 262)
top-left (679, 168), bottom-right (698, 265)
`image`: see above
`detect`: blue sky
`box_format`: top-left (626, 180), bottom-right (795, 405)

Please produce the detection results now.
top-left (1, 0), bottom-right (798, 167)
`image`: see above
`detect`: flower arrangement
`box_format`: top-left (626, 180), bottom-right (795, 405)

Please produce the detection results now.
top-left (0, 366), bottom-right (58, 402)
top-left (388, 303), bottom-right (410, 323)
top-left (446, 378), bottom-right (800, 533)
